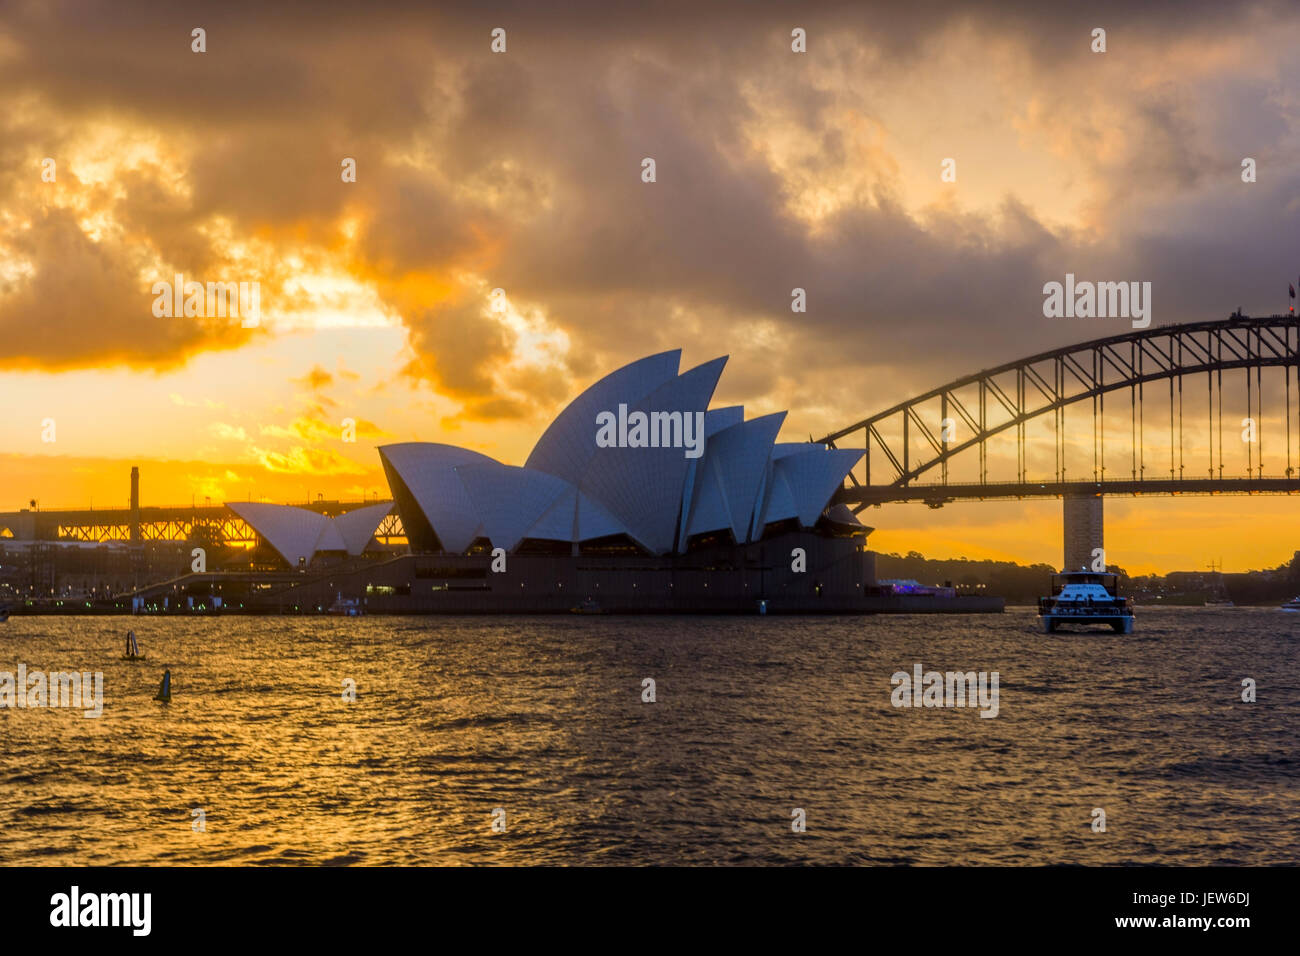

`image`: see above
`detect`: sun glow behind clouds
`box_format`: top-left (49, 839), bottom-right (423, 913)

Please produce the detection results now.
top-left (493, 289), bottom-right (572, 372)
top-left (64, 123), bottom-right (181, 190)
top-left (276, 272), bottom-right (397, 330)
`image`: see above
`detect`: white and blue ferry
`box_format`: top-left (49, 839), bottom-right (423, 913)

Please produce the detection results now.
top-left (1038, 569), bottom-right (1135, 634)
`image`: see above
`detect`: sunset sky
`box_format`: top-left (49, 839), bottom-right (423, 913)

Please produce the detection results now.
top-left (2, 0), bottom-right (1299, 573)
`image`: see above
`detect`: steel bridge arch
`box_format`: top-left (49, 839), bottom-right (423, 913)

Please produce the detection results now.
top-left (817, 313), bottom-right (1300, 507)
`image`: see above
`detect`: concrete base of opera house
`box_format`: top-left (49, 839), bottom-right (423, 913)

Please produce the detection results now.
top-left (356, 529), bottom-right (874, 614)
top-left (104, 529), bottom-right (1003, 615)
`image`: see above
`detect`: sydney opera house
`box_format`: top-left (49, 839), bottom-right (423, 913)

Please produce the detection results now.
top-left (214, 350), bottom-right (879, 612)
top-left (380, 351), bottom-right (866, 560)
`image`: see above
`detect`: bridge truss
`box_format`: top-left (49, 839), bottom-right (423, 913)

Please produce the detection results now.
top-left (818, 314), bottom-right (1300, 510)
top-left (0, 501), bottom-right (405, 546)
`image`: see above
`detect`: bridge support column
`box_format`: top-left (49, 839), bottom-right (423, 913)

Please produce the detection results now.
top-left (1063, 494), bottom-right (1103, 572)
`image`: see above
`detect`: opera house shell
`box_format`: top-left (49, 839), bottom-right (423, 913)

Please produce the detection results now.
top-left (378, 351), bottom-right (865, 557)
top-left (225, 501), bottom-right (394, 568)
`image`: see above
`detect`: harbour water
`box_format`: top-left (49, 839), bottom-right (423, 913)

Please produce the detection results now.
top-left (0, 608), bottom-right (1295, 865)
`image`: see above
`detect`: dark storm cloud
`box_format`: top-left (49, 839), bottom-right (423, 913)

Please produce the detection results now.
top-left (0, 206), bottom-right (247, 369)
top-left (400, 297), bottom-right (516, 402)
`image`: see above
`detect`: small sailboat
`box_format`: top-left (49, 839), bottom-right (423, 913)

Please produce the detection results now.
top-left (121, 629), bottom-right (144, 660)
top-left (153, 669), bottom-right (171, 702)
top-left (1204, 561), bottom-right (1234, 607)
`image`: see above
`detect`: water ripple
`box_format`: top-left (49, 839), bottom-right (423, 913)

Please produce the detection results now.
top-left (0, 609), bottom-right (1295, 864)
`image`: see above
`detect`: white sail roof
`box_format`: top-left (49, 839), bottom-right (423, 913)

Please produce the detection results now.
top-left (525, 350), bottom-right (681, 486)
top-left (314, 521), bottom-right (347, 553)
top-left (332, 501), bottom-right (394, 555)
top-left (227, 500), bottom-right (395, 566)
top-left (714, 412), bottom-right (785, 543)
top-left (378, 442), bottom-right (497, 553)
top-left (767, 446), bottom-right (864, 527)
top-left (683, 453), bottom-right (730, 539)
top-left (227, 502), bottom-right (330, 567)
top-left (576, 489), bottom-right (628, 541)
top-left (684, 412), bottom-right (785, 543)
top-left (677, 406), bottom-right (745, 544)
top-left (577, 356), bottom-right (727, 554)
top-left (518, 485), bottom-right (628, 543)
top-left (454, 463), bottom-right (572, 552)
top-left (754, 443), bottom-right (807, 528)
top-left (771, 442), bottom-right (811, 460)
top-left (704, 405), bottom-right (744, 436)
top-left (524, 486), bottom-right (579, 542)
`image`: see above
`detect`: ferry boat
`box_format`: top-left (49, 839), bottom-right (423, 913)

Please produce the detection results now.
top-left (1038, 569), bottom-right (1135, 634)
top-left (1282, 596), bottom-right (1300, 612)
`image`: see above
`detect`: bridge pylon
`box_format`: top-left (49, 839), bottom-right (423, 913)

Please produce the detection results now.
top-left (1063, 494), bottom-right (1103, 572)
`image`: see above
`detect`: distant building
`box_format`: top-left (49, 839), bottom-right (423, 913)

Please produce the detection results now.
top-left (877, 579), bottom-right (957, 599)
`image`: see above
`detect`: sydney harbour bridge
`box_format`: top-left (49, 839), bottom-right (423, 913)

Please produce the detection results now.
top-left (817, 312), bottom-right (1300, 567)
top-left (2, 312), bottom-right (1297, 570)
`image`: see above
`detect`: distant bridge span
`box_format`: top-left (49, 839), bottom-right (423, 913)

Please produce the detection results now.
top-left (818, 313), bottom-right (1300, 565)
top-left (0, 500), bottom-right (401, 546)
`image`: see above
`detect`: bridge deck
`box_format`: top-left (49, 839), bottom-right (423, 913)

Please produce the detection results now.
top-left (837, 477), bottom-right (1300, 506)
